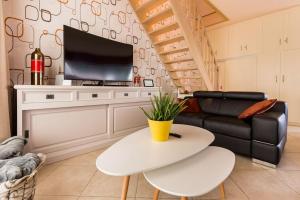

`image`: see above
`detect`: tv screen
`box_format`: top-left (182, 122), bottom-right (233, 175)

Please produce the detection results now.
top-left (64, 25), bottom-right (133, 82)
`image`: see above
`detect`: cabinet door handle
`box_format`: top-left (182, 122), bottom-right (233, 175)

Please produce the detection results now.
top-left (244, 45), bottom-right (248, 51)
top-left (148, 92), bottom-right (152, 96)
top-left (124, 93), bottom-right (129, 97)
top-left (92, 93), bottom-right (98, 98)
top-left (275, 76), bottom-right (278, 83)
top-left (240, 45), bottom-right (243, 51)
top-left (46, 94), bottom-right (55, 100)
top-left (284, 37), bottom-right (289, 44)
top-left (282, 75), bottom-right (285, 83)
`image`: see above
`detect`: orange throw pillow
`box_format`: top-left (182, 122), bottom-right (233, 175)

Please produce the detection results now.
top-left (179, 98), bottom-right (201, 113)
top-left (238, 99), bottom-right (277, 119)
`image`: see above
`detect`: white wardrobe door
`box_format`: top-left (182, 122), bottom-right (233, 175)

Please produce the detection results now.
top-left (257, 52), bottom-right (280, 99)
top-left (228, 23), bottom-right (244, 58)
top-left (283, 6), bottom-right (300, 51)
top-left (281, 49), bottom-right (300, 124)
top-left (261, 12), bottom-right (283, 53)
top-left (224, 56), bottom-right (257, 92)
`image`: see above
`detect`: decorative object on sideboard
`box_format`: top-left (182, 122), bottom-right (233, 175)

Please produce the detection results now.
top-left (140, 92), bottom-right (187, 142)
top-left (133, 74), bottom-right (141, 87)
top-left (55, 66), bottom-right (72, 86)
top-left (143, 79), bottom-right (154, 87)
top-left (30, 48), bottom-right (45, 85)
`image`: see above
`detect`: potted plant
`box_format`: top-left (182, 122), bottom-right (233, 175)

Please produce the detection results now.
top-left (140, 92), bottom-right (187, 142)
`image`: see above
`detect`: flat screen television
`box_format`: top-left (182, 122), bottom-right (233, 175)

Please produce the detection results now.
top-left (64, 25), bottom-right (133, 82)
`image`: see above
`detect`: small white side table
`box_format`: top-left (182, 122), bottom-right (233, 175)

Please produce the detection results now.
top-left (143, 146), bottom-right (235, 200)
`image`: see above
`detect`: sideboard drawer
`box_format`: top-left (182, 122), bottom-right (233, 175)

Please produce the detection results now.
top-left (78, 91), bottom-right (112, 101)
top-left (140, 91), bottom-right (159, 98)
top-left (23, 91), bottom-right (73, 103)
top-left (115, 91), bottom-right (139, 99)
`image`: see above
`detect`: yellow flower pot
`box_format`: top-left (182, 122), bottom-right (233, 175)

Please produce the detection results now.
top-left (148, 119), bottom-right (173, 142)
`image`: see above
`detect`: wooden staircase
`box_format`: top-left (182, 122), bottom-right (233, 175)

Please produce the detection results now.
top-left (129, 0), bottom-right (227, 93)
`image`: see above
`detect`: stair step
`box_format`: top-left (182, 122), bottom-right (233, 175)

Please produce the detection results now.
top-left (173, 76), bottom-right (202, 80)
top-left (164, 58), bottom-right (193, 64)
top-left (168, 66), bottom-right (198, 72)
top-left (149, 22), bottom-right (179, 36)
top-left (136, 0), bottom-right (168, 13)
top-left (154, 35), bottom-right (184, 46)
top-left (159, 47), bottom-right (189, 55)
top-left (142, 8), bottom-right (173, 25)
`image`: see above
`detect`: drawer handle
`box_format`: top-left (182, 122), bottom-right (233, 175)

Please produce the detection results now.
top-left (92, 94), bottom-right (98, 98)
top-left (148, 92), bottom-right (151, 96)
top-left (46, 94), bottom-right (55, 100)
top-left (124, 93), bottom-right (129, 97)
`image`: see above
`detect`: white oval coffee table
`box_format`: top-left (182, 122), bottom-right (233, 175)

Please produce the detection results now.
top-left (144, 146), bottom-right (235, 200)
top-left (96, 124), bottom-right (214, 200)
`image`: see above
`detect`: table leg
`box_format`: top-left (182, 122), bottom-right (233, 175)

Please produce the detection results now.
top-left (121, 176), bottom-right (130, 200)
top-left (219, 183), bottom-right (225, 200)
top-left (153, 189), bottom-right (160, 200)
top-left (181, 197), bottom-right (188, 200)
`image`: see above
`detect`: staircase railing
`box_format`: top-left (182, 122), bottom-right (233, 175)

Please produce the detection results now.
top-left (169, 0), bottom-right (219, 90)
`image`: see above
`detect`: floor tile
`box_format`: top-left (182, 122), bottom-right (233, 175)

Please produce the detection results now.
top-left (193, 178), bottom-right (248, 200)
top-left (268, 170), bottom-right (300, 194)
top-left (231, 170), bottom-right (300, 200)
top-left (34, 196), bottom-right (78, 200)
top-left (36, 165), bottom-right (96, 196)
top-left (37, 162), bottom-right (62, 183)
top-left (135, 174), bottom-right (177, 198)
top-left (81, 172), bottom-right (138, 197)
top-left (60, 149), bottom-right (105, 166)
top-left (285, 132), bottom-right (300, 153)
top-left (79, 197), bottom-right (134, 200)
top-left (277, 153), bottom-right (300, 171)
top-left (233, 155), bottom-right (267, 172)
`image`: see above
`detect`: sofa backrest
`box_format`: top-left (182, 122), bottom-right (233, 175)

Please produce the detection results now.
top-left (193, 91), bottom-right (267, 117)
top-left (194, 91), bottom-right (223, 115)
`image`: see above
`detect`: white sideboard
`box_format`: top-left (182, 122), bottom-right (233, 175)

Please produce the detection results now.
top-left (14, 85), bottom-right (160, 163)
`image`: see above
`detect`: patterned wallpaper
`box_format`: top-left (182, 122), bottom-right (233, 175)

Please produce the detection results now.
top-left (3, 0), bottom-right (173, 88)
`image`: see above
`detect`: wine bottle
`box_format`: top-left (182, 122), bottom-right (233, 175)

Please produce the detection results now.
top-left (31, 48), bottom-right (45, 85)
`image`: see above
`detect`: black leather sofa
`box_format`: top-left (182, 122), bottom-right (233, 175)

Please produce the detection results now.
top-left (175, 91), bottom-right (288, 166)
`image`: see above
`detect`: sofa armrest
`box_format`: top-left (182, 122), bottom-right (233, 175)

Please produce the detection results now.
top-left (252, 112), bottom-right (287, 145)
top-left (269, 101), bottom-right (288, 121)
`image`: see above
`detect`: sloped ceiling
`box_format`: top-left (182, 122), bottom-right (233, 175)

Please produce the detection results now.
top-left (208, 0), bottom-right (300, 22)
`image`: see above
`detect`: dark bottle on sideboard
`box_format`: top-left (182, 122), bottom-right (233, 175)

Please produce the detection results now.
top-left (31, 48), bottom-right (45, 85)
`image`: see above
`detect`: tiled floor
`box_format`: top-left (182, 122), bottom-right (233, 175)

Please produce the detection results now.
top-left (35, 127), bottom-right (300, 200)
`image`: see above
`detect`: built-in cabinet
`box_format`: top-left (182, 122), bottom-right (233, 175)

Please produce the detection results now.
top-left (15, 85), bottom-right (160, 163)
top-left (224, 56), bottom-right (257, 92)
top-left (227, 19), bottom-right (262, 58)
top-left (208, 6), bottom-right (300, 125)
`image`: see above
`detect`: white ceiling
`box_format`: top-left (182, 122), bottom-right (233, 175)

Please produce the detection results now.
top-left (209, 0), bottom-right (300, 22)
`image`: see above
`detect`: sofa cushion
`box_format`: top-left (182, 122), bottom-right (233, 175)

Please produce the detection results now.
top-left (174, 113), bottom-right (212, 127)
top-left (204, 116), bottom-right (251, 140)
top-left (179, 98), bottom-right (201, 113)
top-left (218, 99), bottom-right (257, 117)
top-left (198, 98), bottom-right (223, 115)
top-left (239, 99), bottom-right (277, 119)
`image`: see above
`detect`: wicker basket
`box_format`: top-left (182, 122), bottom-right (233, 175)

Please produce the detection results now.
top-left (0, 153), bottom-right (46, 200)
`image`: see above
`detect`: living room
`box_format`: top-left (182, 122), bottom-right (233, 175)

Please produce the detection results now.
top-left (0, 0), bottom-right (300, 199)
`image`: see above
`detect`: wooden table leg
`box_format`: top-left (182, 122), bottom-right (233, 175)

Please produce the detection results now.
top-left (153, 189), bottom-right (160, 200)
top-left (121, 176), bottom-right (130, 200)
top-left (219, 183), bottom-right (225, 200)
top-left (181, 197), bottom-right (188, 200)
